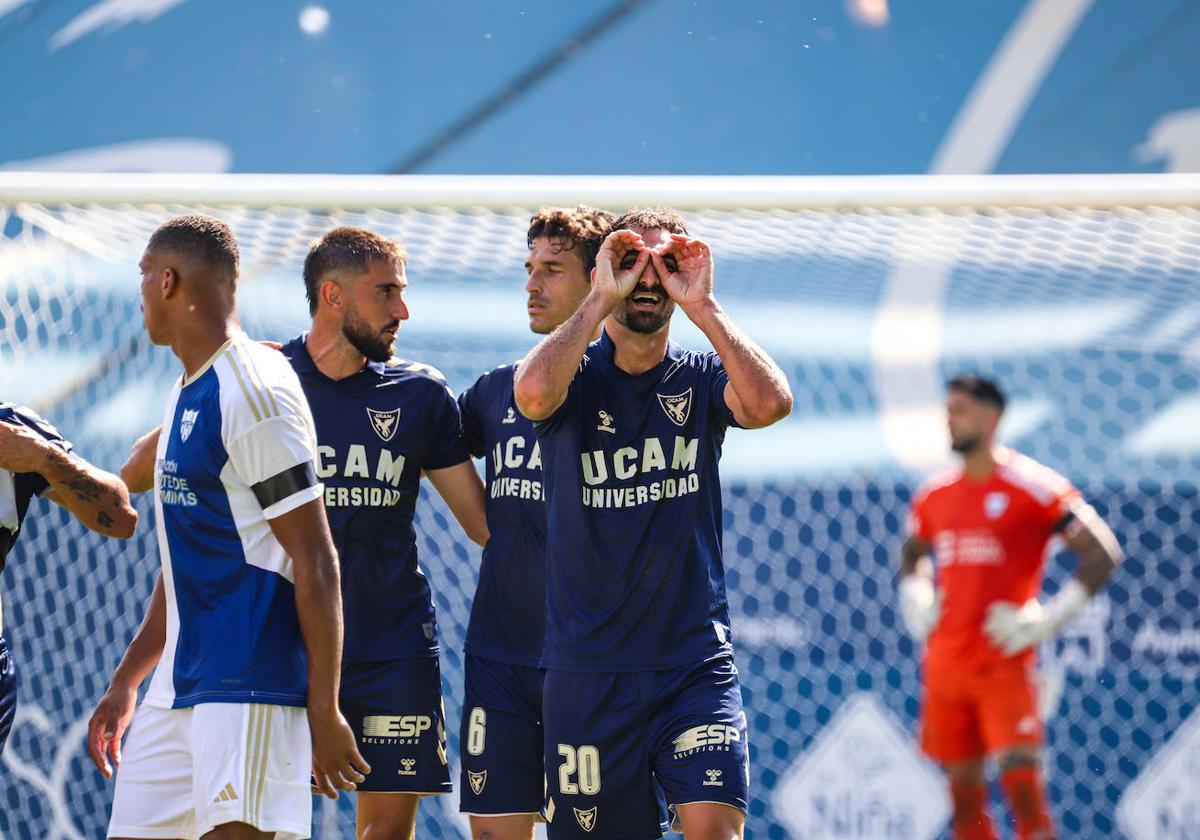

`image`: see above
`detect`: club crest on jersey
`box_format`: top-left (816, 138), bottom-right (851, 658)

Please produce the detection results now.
top-left (596, 410), bottom-right (616, 434)
top-left (502, 406), bottom-right (517, 424)
top-left (574, 806), bottom-right (598, 832)
top-left (468, 769), bottom-right (487, 795)
top-left (657, 389), bottom-right (692, 427)
top-left (984, 491), bottom-right (1009, 520)
top-left (366, 407), bottom-right (401, 442)
top-left (179, 408), bottom-right (199, 442)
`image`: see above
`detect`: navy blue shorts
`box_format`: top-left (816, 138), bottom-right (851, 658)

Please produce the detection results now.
top-left (458, 654), bottom-right (544, 816)
top-left (0, 637), bottom-right (14, 757)
top-left (340, 657), bottom-right (451, 794)
top-left (542, 655), bottom-right (748, 840)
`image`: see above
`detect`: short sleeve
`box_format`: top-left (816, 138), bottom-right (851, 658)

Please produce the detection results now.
top-left (907, 495), bottom-right (933, 543)
top-left (708, 355), bottom-right (741, 430)
top-left (458, 378), bottom-right (486, 459)
top-left (224, 378), bottom-right (323, 520)
top-left (426, 383), bottom-right (471, 470)
top-left (1038, 469), bottom-right (1084, 532)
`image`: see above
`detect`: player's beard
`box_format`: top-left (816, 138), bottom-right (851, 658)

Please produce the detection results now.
top-left (342, 307), bottom-right (397, 363)
top-left (950, 433), bottom-right (984, 454)
top-left (613, 290), bottom-right (675, 335)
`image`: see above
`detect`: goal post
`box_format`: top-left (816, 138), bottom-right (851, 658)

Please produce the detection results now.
top-left (1, 173), bottom-right (1197, 839)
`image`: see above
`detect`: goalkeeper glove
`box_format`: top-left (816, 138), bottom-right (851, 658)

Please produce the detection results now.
top-left (983, 578), bottom-right (1090, 656)
top-left (898, 573), bottom-right (942, 643)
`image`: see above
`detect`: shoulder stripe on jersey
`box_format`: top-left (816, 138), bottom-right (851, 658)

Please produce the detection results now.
top-left (224, 349), bottom-right (264, 423)
top-left (251, 462), bottom-right (317, 510)
top-left (997, 464), bottom-right (1056, 506)
top-left (232, 343), bottom-right (278, 420)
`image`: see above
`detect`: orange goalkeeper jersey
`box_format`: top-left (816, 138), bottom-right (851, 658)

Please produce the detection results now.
top-left (908, 447), bottom-right (1081, 671)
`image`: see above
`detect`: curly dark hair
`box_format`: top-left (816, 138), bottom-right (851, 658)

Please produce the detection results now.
top-left (303, 227), bottom-right (407, 315)
top-left (526, 205), bottom-right (614, 274)
top-left (147, 214), bottom-right (239, 282)
top-left (610, 207), bottom-right (688, 236)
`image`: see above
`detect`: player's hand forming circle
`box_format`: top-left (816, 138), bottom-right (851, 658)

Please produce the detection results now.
top-left (308, 707), bottom-right (370, 798)
top-left (87, 682), bottom-right (138, 778)
top-left (594, 229), bottom-right (651, 307)
top-left (653, 234), bottom-right (715, 314)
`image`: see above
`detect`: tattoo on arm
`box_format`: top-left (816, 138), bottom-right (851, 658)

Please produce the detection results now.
top-left (97, 510), bottom-right (115, 529)
top-left (65, 473), bottom-right (106, 503)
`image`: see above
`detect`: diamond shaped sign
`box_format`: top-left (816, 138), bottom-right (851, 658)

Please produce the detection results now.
top-left (773, 693), bottom-right (949, 839)
top-left (1117, 705), bottom-right (1200, 839)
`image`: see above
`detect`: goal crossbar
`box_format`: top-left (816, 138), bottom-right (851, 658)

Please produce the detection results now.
top-left (1, 172), bottom-right (1199, 211)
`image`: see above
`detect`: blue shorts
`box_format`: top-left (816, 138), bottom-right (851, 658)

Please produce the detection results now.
top-left (458, 654), bottom-right (544, 816)
top-left (0, 637), bottom-right (14, 757)
top-left (542, 655), bottom-right (748, 840)
top-left (340, 657), bottom-right (451, 794)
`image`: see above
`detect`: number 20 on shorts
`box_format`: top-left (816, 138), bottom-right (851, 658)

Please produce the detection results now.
top-left (557, 744), bottom-right (601, 795)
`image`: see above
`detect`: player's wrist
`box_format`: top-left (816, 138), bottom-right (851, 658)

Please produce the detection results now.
top-left (682, 295), bottom-right (721, 322)
top-left (1043, 577), bottom-right (1090, 633)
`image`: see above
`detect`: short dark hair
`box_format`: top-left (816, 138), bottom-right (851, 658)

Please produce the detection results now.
top-left (147, 215), bottom-right (239, 282)
top-left (947, 375), bottom-right (1006, 412)
top-left (610, 207), bottom-right (689, 236)
top-left (526, 206), bottom-right (614, 275)
top-left (303, 227), bottom-right (407, 315)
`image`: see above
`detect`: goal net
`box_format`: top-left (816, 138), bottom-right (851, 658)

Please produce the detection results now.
top-left (1, 173), bottom-right (1198, 839)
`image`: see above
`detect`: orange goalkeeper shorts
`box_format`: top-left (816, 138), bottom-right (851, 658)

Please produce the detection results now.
top-left (920, 658), bottom-right (1043, 764)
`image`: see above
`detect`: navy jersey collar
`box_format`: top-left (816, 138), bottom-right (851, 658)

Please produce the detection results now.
top-left (595, 329), bottom-right (685, 379)
top-left (287, 332), bottom-right (388, 383)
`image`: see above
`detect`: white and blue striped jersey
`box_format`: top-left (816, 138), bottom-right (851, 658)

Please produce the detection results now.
top-left (144, 335), bottom-right (324, 709)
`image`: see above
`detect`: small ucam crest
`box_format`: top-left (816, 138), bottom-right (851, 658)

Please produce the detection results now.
top-left (366, 407), bottom-right (401, 442)
top-left (179, 408), bottom-right (199, 442)
top-left (573, 805), bottom-right (597, 833)
top-left (657, 388), bottom-right (692, 427)
top-left (468, 769), bottom-right (487, 795)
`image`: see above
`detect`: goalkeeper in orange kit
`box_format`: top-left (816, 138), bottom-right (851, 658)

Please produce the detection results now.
top-left (897, 376), bottom-right (1122, 840)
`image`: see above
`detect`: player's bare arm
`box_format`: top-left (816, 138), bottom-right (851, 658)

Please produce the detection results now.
top-left (985, 502), bottom-right (1123, 655)
top-left (1062, 503), bottom-right (1123, 591)
top-left (87, 572), bottom-right (166, 778)
top-left (897, 535), bottom-right (941, 643)
top-left (267, 497), bottom-right (370, 798)
top-left (121, 426), bottom-right (161, 494)
top-left (426, 460), bottom-right (489, 547)
top-left (514, 229), bottom-right (649, 420)
top-left (652, 235), bottom-right (792, 428)
top-left (0, 420), bottom-right (137, 538)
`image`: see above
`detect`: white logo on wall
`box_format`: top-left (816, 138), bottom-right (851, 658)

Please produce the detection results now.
top-left (367, 407), bottom-right (401, 442)
top-left (657, 388), bottom-right (692, 427)
top-left (179, 408), bottom-right (199, 442)
top-left (1117, 705), bottom-right (1200, 840)
top-left (773, 693), bottom-right (949, 839)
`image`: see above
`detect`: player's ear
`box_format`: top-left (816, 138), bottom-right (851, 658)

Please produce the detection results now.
top-left (320, 277), bottom-right (343, 310)
top-left (160, 266), bottom-right (180, 299)
top-left (589, 267), bottom-right (596, 284)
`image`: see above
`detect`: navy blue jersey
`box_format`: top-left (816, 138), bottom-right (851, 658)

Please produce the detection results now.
top-left (0, 403), bottom-right (73, 565)
top-left (534, 331), bottom-right (740, 671)
top-left (459, 364), bottom-right (546, 666)
top-left (282, 335), bottom-right (469, 662)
